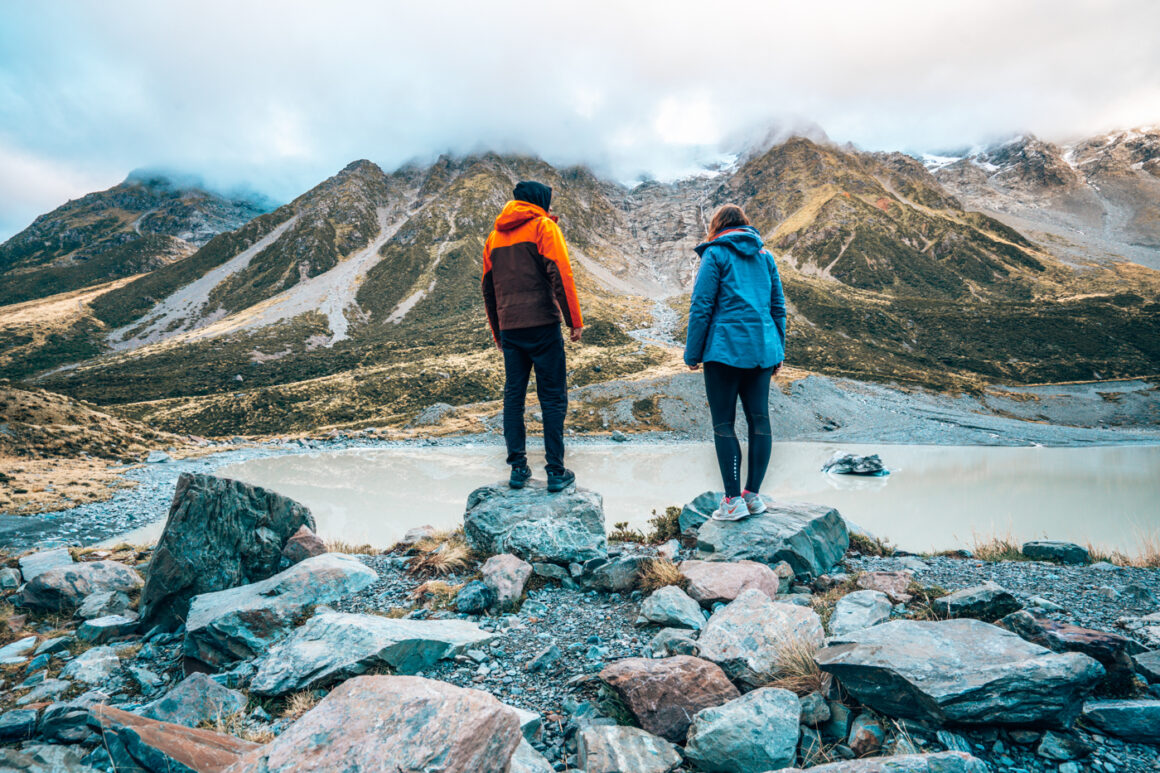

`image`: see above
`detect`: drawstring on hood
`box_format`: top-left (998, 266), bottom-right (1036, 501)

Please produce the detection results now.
top-left (695, 225), bottom-right (766, 258)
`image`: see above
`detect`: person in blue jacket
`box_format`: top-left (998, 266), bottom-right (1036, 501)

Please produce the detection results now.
top-left (684, 204), bottom-right (787, 521)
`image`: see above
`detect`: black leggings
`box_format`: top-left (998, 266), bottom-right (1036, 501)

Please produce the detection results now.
top-left (703, 362), bottom-right (774, 498)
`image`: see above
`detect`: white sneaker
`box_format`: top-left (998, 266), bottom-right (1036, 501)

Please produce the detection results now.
top-left (743, 491), bottom-right (767, 515)
top-left (711, 496), bottom-right (750, 521)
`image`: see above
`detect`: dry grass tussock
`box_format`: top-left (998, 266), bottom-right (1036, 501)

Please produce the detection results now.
top-left (765, 635), bottom-right (827, 696)
top-left (905, 581), bottom-right (951, 621)
top-left (324, 539), bottom-right (381, 555)
top-left (809, 574), bottom-right (860, 632)
top-left (200, 710), bottom-right (276, 744)
top-left (409, 580), bottom-right (464, 609)
top-left (970, 528), bottom-right (1030, 562)
top-left (608, 507), bottom-right (683, 545)
top-left (406, 529), bottom-right (474, 577)
top-left (281, 690), bottom-right (320, 720)
top-left (636, 558), bottom-right (687, 594)
top-left (1087, 529), bottom-right (1160, 569)
top-left (847, 533), bottom-right (895, 557)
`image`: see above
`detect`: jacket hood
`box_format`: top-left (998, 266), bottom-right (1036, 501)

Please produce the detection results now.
top-left (695, 225), bottom-right (765, 257)
top-left (494, 199), bottom-right (555, 231)
top-left (513, 180), bottom-right (553, 212)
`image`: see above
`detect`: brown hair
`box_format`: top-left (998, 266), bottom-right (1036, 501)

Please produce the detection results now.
top-left (708, 204), bottom-right (750, 239)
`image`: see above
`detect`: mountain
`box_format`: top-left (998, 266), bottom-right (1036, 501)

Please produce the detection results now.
top-left (0, 171), bottom-right (272, 307)
top-left (927, 127), bottom-right (1160, 269)
top-left (2, 132), bottom-right (1159, 435)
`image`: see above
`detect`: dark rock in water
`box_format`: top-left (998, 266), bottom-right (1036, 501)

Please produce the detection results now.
top-left (227, 676), bottom-right (523, 772)
top-left (693, 499), bottom-right (849, 579)
top-left (464, 480), bottom-right (607, 565)
top-left (1022, 540), bottom-right (1090, 565)
top-left (1080, 699), bottom-right (1160, 743)
top-left (0, 709), bottom-right (37, 741)
top-left (997, 610), bottom-right (1137, 692)
top-left (140, 672), bottom-right (248, 727)
top-left (815, 619), bottom-right (1104, 728)
top-left (88, 703), bottom-right (260, 772)
top-left (183, 553), bottom-right (377, 669)
top-left (457, 581), bottom-right (497, 614)
top-left (18, 561), bottom-right (143, 611)
top-left (822, 453), bottom-right (889, 476)
top-left (140, 472), bottom-right (316, 631)
top-left (934, 581), bottom-right (1021, 622)
top-left (599, 656), bottom-right (740, 743)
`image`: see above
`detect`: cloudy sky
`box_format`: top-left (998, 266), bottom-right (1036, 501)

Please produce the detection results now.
top-left (2, 0), bottom-right (1158, 240)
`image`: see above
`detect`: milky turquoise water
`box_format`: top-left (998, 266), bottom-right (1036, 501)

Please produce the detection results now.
top-left (119, 442), bottom-right (1155, 555)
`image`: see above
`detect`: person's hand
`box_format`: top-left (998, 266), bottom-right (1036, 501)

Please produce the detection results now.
top-left (688, 363), bottom-right (700, 371)
top-left (569, 327), bottom-right (583, 343)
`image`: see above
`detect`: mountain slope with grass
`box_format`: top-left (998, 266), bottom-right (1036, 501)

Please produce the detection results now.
top-left (2, 132), bottom-right (1159, 434)
top-left (0, 171), bottom-right (271, 307)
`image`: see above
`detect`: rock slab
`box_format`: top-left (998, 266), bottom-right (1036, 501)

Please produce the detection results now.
top-left (141, 672), bottom-right (248, 727)
top-left (140, 472), bottom-right (316, 630)
top-left (183, 552), bottom-right (377, 668)
top-left (17, 548), bottom-right (74, 582)
top-left (225, 675), bottom-right (522, 773)
top-left (89, 704), bottom-right (259, 773)
top-left (1022, 540), bottom-right (1090, 565)
top-left (934, 581), bottom-right (1021, 622)
top-left (780, 752), bottom-right (988, 772)
top-left (599, 656), bottom-right (740, 743)
top-left (464, 480), bottom-right (607, 565)
top-left (679, 559), bottom-right (787, 606)
top-left (636, 585), bottom-right (706, 630)
top-left (697, 588), bottom-right (825, 686)
top-left (997, 610), bottom-right (1136, 691)
top-left (19, 561), bottom-right (143, 610)
top-left (815, 619), bottom-right (1104, 727)
top-left (684, 687), bottom-right (802, 773)
top-left (693, 498), bottom-right (849, 578)
top-left (1080, 699), bottom-right (1160, 743)
top-left (829, 590), bottom-right (892, 636)
top-left (577, 725), bottom-right (682, 773)
top-left (250, 611), bottom-right (496, 696)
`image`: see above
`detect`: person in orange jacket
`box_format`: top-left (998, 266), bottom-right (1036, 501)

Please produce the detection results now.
top-left (482, 181), bottom-right (583, 492)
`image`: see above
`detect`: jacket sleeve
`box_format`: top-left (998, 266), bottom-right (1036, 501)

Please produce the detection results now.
top-left (768, 252), bottom-right (787, 350)
top-left (684, 250), bottom-right (720, 366)
top-left (536, 218), bottom-right (583, 329)
top-left (481, 233), bottom-right (500, 345)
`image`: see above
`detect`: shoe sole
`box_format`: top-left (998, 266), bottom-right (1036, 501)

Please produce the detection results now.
top-left (711, 511), bottom-right (752, 521)
top-left (510, 480), bottom-right (528, 489)
top-left (546, 480), bottom-right (574, 493)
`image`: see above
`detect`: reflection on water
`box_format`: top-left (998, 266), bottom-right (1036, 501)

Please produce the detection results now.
top-left (120, 442), bottom-right (1160, 554)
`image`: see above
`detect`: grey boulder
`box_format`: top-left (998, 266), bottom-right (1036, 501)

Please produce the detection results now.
top-left (464, 480), bottom-right (607, 564)
top-left (684, 687), bottom-right (802, 773)
top-left (250, 610), bottom-right (496, 696)
top-left (183, 552), bottom-right (377, 669)
top-left (697, 588), bottom-right (824, 686)
top-left (815, 619), bottom-right (1104, 727)
top-left (509, 738), bottom-right (554, 773)
top-left (577, 725), bottom-right (682, 773)
top-left (76, 613), bottom-right (138, 644)
top-left (0, 709), bottom-right (37, 741)
top-left (139, 472), bottom-right (316, 631)
top-left (829, 590), bottom-right (892, 636)
top-left (480, 553), bottom-right (532, 610)
top-left (1080, 699), bottom-right (1160, 743)
top-left (577, 554), bottom-right (649, 592)
top-left (140, 672), bottom-right (248, 727)
top-left (645, 628), bottom-right (701, 658)
top-left (17, 548), bottom-right (73, 582)
top-left (693, 498), bottom-right (849, 578)
top-left (60, 646), bottom-right (120, 685)
top-left (1022, 540), bottom-right (1090, 565)
top-left (934, 581), bottom-right (1021, 622)
top-left (19, 561), bottom-right (143, 610)
top-left (76, 590), bottom-right (131, 619)
top-left (779, 752), bottom-right (989, 772)
top-left (636, 585), bottom-right (706, 630)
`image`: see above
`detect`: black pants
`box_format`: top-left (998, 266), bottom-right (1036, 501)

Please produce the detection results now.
top-left (703, 361), bottom-right (774, 498)
top-left (501, 323), bottom-right (567, 474)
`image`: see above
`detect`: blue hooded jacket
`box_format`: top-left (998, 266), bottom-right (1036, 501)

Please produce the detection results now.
top-left (683, 226), bottom-right (787, 369)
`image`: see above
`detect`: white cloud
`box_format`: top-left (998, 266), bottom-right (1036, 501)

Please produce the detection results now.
top-left (1, 0), bottom-right (1158, 239)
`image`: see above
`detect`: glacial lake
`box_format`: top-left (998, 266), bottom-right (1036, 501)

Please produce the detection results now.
top-left (119, 442), bottom-right (1160, 555)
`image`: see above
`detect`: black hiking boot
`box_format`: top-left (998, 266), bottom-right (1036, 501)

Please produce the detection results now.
top-left (509, 465), bottom-right (533, 489)
top-left (546, 468), bottom-right (576, 493)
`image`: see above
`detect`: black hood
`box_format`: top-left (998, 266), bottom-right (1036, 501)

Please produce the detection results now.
top-left (513, 181), bottom-right (552, 212)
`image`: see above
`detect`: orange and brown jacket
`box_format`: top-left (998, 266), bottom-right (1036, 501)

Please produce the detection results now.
top-left (481, 200), bottom-right (583, 342)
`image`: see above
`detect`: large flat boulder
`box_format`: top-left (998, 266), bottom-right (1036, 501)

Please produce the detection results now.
top-left (598, 656), bottom-right (740, 743)
top-left (183, 553), bottom-right (377, 669)
top-left (697, 588), bottom-right (825, 686)
top-left (18, 561), bottom-right (143, 610)
top-left (815, 619), bottom-right (1105, 727)
top-left (89, 704), bottom-right (259, 773)
top-left (140, 472), bottom-right (316, 631)
top-left (679, 559), bottom-right (788, 606)
top-left (780, 752), bottom-right (989, 772)
top-left (250, 610), bottom-right (496, 696)
top-left (225, 676), bottom-right (523, 773)
top-left (693, 499), bottom-right (848, 578)
top-left (684, 687), bottom-right (802, 773)
top-left (463, 480), bottom-right (607, 565)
